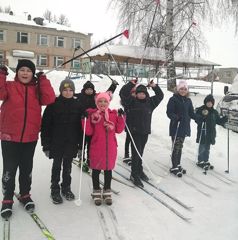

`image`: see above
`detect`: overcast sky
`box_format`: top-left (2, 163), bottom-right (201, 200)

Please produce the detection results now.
top-left (1, 0), bottom-right (238, 68)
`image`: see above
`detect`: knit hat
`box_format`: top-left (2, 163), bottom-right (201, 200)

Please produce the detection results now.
top-left (177, 80), bottom-right (188, 91)
top-left (83, 80), bottom-right (95, 90)
top-left (59, 79), bottom-right (75, 93)
top-left (16, 59), bottom-right (36, 75)
top-left (204, 94), bottom-right (215, 105)
top-left (95, 92), bottom-right (111, 109)
top-left (136, 84), bottom-right (148, 94)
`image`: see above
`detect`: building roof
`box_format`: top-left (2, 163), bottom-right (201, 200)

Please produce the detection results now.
top-left (84, 45), bottom-right (220, 68)
top-left (0, 12), bottom-right (86, 34)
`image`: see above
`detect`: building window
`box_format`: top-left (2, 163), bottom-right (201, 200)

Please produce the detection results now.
top-left (54, 56), bottom-right (64, 67)
top-left (0, 30), bottom-right (4, 42)
top-left (0, 51), bottom-right (4, 64)
top-left (37, 55), bottom-right (48, 66)
top-left (71, 60), bottom-right (80, 69)
top-left (54, 36), bottom-right (64, 47)
top-left (37, 34), bottom-right (48, 46)
top-left (72, 38), bottom-right (81, 49)
top-left (17, 32), bottom-right (28, 44)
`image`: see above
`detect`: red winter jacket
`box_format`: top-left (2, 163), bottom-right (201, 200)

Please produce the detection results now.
top-left (82, 108), bottom-right (125, 170)
top-left (0, 73), bottom-right (55, 142)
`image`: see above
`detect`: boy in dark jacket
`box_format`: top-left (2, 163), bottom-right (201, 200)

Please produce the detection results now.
top-left (74, 80), bottom-right (118, 170)
top-left (166, 80), bottom-right (197, 177)
top-left (120, 80), bottom-right (164, 187)
top-left (41, 79), bottom-right (83, 204)
top-left (195, 94), bottom-right (227, 170)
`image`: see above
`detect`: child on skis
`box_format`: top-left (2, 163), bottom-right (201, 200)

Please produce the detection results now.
top-left (41, 79), bottom-right (83, 204)
top-left (0, 60), bottom-right (55, 219)
top-left (119, 80), bottom-right (164, 188)
top-left (121, 84), bottom-right (137, 165)
top-left (74, 80), bottom-right (118, 171)
top-left (82, 92), bottom-right (125, 205)
top-left (166, 80), bottom-right (197, 177)
top-left (195, 94), bottom-right (227, 170)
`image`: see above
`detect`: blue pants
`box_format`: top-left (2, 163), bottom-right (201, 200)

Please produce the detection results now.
top-left (198, 143), bottom-right (211, 163)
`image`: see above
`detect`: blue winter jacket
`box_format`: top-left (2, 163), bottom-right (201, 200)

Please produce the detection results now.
top-left (166, 93), bottom-right (197, 137)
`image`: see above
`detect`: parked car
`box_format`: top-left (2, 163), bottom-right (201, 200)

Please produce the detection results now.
top-left (216, 74), bottom-right (238, 132)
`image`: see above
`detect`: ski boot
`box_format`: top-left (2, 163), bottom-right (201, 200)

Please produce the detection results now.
top-left (103, 189), bottom-right (112, 205)
top-left (51, 190), bottom-right (63, 204)
top-left (178, 164), bottom-right (187, 174)
top-left (130, 174), bottom-right (144, 188)
top-left (170, 167), bottom-right (182, 177)
top-left (196, 161), bottom-right (209, 171)
top-left (91, 189), bottom-right (102, 206)
top-left (140, 171), bottom-right (149, 182)
top-left (1, 200), bottom-right (13, 219)
top-left (61, 187), bottom-right (75, 201)
top-left (204, 162), bottom-right (214, 170)
top-left (18, 194), bottom-right (35, 212)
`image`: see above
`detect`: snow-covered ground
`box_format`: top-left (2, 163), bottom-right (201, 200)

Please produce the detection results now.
top-left (1, 71), bottom-right (238, 240)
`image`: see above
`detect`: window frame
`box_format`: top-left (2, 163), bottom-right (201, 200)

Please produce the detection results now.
top-left (17, 32), bottom-right (29, 44)
top-left (37, 55), bottom-right (48, 67)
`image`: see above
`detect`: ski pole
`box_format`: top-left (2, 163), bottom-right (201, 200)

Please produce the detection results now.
top-left (225, 110), bottom-right (230, 173)
top-left (122, 116), bottom-right (161, 184)
top-left (67, 46), bottom-right (80, 78)
top-left (44, 30), bottom-right (129, 75)
top-left (171, 121), bottom-right (180, 158)
top-left (79, 45), bottom-right (119, 84)
top-left (151, 21), bottom-right (196, 81)
top-left (75, 116), bottom-right (87, 206)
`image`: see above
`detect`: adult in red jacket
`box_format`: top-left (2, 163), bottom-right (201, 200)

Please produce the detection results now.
top-left (82, 92), bottom-right (125, 205)
top-left (0, 60), bottom-right (55, 219)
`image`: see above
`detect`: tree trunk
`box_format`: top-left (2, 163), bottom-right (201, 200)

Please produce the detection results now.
top-left (165, 0), bottom-right (176, 92)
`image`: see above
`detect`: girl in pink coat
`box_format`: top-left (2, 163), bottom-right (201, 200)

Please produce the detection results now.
top-left (83, 92), bottom-right (125, 205)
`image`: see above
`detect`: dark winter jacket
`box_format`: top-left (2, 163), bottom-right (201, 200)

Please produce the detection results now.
top-left (0, 73), bottom-right (55, 142)
top-left (41, 95), bottom-right (83, 159)
top-left (74, 82), bottom-right (117, 112)
top-left (119, 82), bottom-right (164, 135)
top-left (166, 93), bottom-right (197, 137)
top-left (195, 105), bottom-right (227, 145)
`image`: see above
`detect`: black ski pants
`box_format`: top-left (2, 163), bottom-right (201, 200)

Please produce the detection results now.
top-left (124, 132), bottom-right (131, 157)
top-left (171, 137), bottom-right (185, 168)
top-left (130, 133), bottom-right (148, 176)
top-left (51, 157), bottom-right (73, 191)
top-left (1, 140), bottom-right (37, 200)
top-left (92, 169), bottom-right (112, 190)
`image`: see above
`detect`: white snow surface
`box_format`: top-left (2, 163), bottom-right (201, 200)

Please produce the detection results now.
top-left (0, 74), bottom-right (238, 240)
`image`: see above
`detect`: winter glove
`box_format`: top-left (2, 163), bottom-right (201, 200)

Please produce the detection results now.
top-left (118, 108), bottom-right (125, 116)
top-left (0, 65), bottom-right (9, 75)
top-left (35, 71), bottom-right (45, 79)
top-left (147, 80), bottom-right (156, 88)
top-left (130, 78), bottom-right (138, 85)
top-left (43, 150), bottom-right (50, 158)
top-left (81, 111), bottom-right (88, 119)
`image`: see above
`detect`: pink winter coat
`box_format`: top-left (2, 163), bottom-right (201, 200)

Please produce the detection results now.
top-left (82, 108), bottom-right (125, 170)
top-left (0, 73), bottom-right (55, 142)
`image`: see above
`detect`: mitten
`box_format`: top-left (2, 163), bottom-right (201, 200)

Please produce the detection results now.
top-left (81, 111), bottom-right (88, 119)
top-left (118, 108), bottom-right (125, 116)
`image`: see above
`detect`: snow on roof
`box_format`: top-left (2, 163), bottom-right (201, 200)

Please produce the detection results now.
top-left (86, 45), bottom-right (220, 67)
top-left (0, 12), bottom-right (84, 33)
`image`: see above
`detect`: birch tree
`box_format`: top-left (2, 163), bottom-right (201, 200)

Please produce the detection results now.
top-left (110, 0), bottom-right (238, 91)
